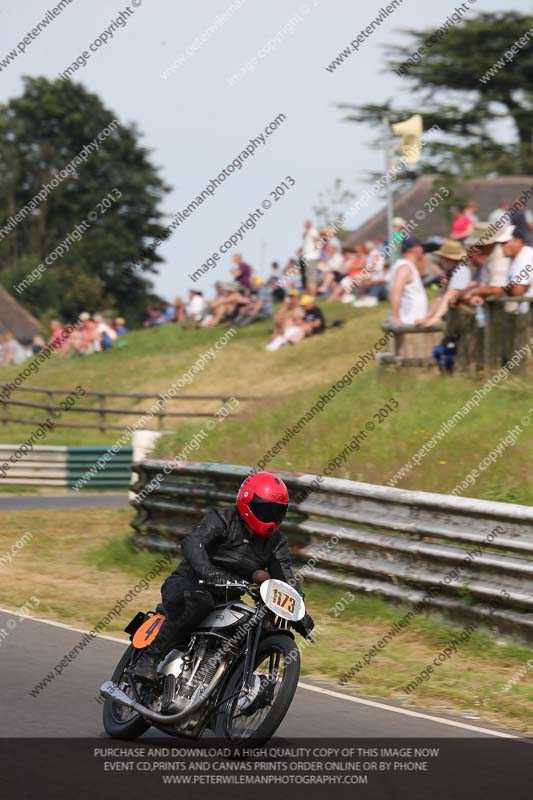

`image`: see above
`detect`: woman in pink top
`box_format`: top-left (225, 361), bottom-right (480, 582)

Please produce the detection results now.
top-left (451, 206), bottom-right (474, 242)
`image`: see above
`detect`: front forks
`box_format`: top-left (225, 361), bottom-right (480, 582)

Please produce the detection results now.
top-left (241, 614), bottom-right (263, 692)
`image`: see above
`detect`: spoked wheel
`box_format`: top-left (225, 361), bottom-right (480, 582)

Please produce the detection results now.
top-left (102, 645), bottom-right (151, 739)
top-left (214, 634), bottom-right (300, 745)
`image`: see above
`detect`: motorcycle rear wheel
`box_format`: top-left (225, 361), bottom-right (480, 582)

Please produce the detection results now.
top-left (102, 645), bottom-right (151, 740)
top-left (214, 633), bottom-right (300, 745)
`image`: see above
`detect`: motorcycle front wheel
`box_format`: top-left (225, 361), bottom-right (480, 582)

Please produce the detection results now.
top-left (102, 645), bottom-right (151, 740)
top-left (214, 633), bottom-right (300, 745)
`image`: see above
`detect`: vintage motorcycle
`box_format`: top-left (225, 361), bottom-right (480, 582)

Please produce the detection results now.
top-left (100, 574), bottom-right (310, 744)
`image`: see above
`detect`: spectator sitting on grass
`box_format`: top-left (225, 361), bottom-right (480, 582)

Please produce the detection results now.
top-left (329, 246), bottom-right (367, 305)
top-left (178, 290), bottom-right (209, 328)
top-left (234, 277), bottom-right (274, 327)
top-left (265, 294), bottom-right (324, 352)
top-left (0, 332), bottom-right (27, 367)
top-left (353, 240), bottom-right (388, 307)
top-left (205, 283), bottom-right (250, 327)
top-left (143, 305), bottom-right (163, 328)
top-left (114, 317), bottom-right (128, 335)
top-left (93, 313), bottom-right (118, 351)
top-left (300, 294), bottom-right (325, 336)
top-left (268, 289), bottom-right (300, 343)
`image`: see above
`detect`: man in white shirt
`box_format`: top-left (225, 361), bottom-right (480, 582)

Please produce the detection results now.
top-left (388, 235), bottom-right (428, 325)
top-left (302, 219), bottom-right (322, 296)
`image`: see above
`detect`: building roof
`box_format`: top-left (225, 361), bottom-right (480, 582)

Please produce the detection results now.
top-left (344, 175), bottom-right (533, 248)
top-left (0, 285), bottom-right (41, 343)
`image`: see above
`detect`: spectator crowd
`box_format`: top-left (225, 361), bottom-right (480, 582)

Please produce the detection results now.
top-left (1, 194), bottom-right (532, 368)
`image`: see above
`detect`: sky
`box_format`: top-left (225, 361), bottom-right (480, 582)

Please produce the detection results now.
top-left (0, 0), bottom-right (529, 301)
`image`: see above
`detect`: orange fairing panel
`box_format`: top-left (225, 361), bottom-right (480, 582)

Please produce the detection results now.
top-left (132, 613), bottom-right (165, 649)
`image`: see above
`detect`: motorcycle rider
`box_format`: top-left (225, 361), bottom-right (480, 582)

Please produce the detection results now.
top-left (135, 471), bottom-right (315, 681)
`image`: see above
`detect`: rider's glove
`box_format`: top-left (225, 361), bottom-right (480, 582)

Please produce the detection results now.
top-left (204, 568), bottom-right (238, 587)
top-left (291, 612), bottom-right (315, 640)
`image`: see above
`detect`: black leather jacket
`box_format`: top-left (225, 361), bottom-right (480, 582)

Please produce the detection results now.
top-left (172, 507), bottom-right (303, 596)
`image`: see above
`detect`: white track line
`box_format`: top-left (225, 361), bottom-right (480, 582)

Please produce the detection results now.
top-left (297, 682), bottom-right (519, 739)
top-left (0, 606), bottom-right (127, 644)
top-left (0, 608), bottom-right (521, 739)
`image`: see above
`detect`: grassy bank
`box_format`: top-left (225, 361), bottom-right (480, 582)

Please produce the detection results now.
top-left (1, 301), bottom-right (533, 502)
top-left (2, 506), bottom-right (532, 733)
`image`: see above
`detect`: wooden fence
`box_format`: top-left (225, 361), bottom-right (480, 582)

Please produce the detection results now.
top-left (0, 385), bottom-right (255, 433)
top-left (379, 297), bottom-right (533, 372)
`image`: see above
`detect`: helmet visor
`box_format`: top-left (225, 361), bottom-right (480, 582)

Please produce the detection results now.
top-left (249, 495), bottom-right (288, 525)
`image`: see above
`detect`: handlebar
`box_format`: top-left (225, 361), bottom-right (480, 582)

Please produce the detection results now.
top-left (198, 579), bottom-right (251, 589)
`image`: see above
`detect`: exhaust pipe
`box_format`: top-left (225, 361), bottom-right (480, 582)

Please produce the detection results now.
top-left (100, 661), bottom-right (227, 725)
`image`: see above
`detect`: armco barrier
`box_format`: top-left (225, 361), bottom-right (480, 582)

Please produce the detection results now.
top-left (0, 444), bottom-right (132, 489)
top-left (131, 460), bottom-right (533, 639)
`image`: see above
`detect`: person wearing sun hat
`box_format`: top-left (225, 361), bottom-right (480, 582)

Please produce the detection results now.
top-left (234, 276), bottom-right (274, 327)
top-left (463, 224), bottom-right (533, 313)
top-left (463, 223), bottom-right (512, 288)
top-left (300, 293), bottom-right (325, 336)
top-left (415, 238), bottom-right (469, 327)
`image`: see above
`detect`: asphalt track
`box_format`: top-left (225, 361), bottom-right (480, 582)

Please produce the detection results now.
top-left (0, 608), bottom-right (522, 739)
top-left (0, 493), bottom-right (128, 512)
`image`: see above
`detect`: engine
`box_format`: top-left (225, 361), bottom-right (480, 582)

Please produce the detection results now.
top-left (160, 637), bottom-right (229, 718)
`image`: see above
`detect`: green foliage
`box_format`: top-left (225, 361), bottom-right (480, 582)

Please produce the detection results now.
top-left (340, 11), bottom-right (533, 179)
top-left (0, 77), bottom-right (171, 323)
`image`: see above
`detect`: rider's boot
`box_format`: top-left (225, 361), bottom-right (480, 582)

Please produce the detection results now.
top-left (134, 591), bottom-right (214, 682)
top-left (133, 619), bottom-right (187, 682)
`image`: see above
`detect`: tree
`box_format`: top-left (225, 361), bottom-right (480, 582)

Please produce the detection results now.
top-left (312, 178), bottom-right (357, 234)
top-left (339, 11), bottom-right (533, 180)
top-left (0, 77), bottom-right (170, 322)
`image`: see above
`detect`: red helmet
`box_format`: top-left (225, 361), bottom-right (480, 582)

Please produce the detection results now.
top-left (236, 471), bottom-right (289, 537)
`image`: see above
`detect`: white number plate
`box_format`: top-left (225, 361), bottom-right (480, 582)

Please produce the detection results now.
top-left (260, 579), bottom-right (305, 621)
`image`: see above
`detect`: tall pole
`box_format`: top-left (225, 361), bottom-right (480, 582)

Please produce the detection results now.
top-left (384, 116), bottom-right (394, 257)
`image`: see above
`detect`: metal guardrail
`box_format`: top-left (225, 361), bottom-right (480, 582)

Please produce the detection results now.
top-left (131, 460), bottom-right (533, 640)
top-left (0, 444), bottom-right (132, 488)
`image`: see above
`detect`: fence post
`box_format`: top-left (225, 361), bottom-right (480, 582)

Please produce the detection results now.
top-left (99, 394), bottom-right (107, 433)
top-left (46, 391), bottom-right (55, 420)
top-left (1, 398), bottom-right (7, 426)
top-left (483, 302), bottom-right (492, 372)
top-left (157, 395), bottom-right (165, 430)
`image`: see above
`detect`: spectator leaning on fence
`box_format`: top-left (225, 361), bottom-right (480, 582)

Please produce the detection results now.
top-left (464, 227), bottom-right (533, 313)
top-left (463, 223), bottom-right (511, 291)
top-left (388, 235), bottom-right (428, 325)
top-left (416, 239), bottom-right (469, 327)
